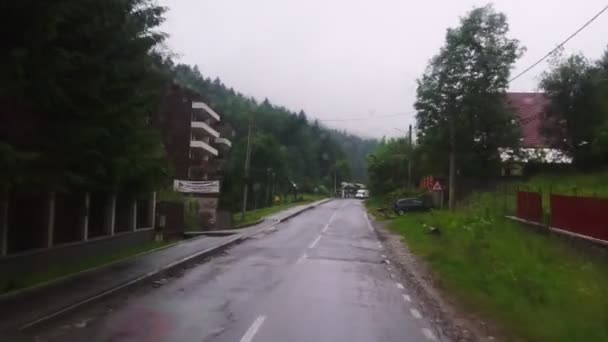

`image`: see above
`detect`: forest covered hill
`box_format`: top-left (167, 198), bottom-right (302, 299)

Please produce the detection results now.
top-left (170, 64), bottom-right (377, 208)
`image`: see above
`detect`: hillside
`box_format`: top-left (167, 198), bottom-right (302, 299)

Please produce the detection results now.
top-left (328, 130), bottom-right (378, 182)
top-left (170, 64), bottom-right (377, 208)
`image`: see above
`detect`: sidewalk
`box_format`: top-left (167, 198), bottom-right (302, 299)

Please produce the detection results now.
top-left (0, 198), bottom-right (331, 334)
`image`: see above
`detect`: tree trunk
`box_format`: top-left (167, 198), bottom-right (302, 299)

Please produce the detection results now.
top-left (448, 111), bottom-right (456, 211)
top-left (448, 150), bottom-right (456, 211)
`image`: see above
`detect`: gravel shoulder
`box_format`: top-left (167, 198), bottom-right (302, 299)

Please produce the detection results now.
top-left (371, 217), bottom-right (502, 342)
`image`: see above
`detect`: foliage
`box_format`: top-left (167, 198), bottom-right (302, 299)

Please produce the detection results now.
top-left (315, 185), bottom-right (331, 196)
top-left (525, 171), bottom-right (608, 197)
top-left (540, 50), bottom-right (608, 168)
top-left (169, 64), bottom-right (367, 209)
top-left (414, 5), bottom-right (523, 177)
top-left (386, 193), bottom-right (608, 342)
top-left (328, 130), bottom-right (378, 182)
top-left (0, 0), bottom-right (169, 193)
top-left (366, 137), bottom-right (416, 195)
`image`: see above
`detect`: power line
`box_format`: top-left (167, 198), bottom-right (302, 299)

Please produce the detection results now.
top-left (509, 4), bottom-right (608, 84)
top-left (319, 111), bottom-right (416, 122)
top-left (315, 6), bottom-right (608, 123)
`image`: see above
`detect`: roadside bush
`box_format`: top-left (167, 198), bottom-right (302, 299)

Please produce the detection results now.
top-left (315, 185), bottom-right (331, 196)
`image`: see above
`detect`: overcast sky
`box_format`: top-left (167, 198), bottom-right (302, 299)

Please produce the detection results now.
top-left (158, 0), bottom-right (608, 139)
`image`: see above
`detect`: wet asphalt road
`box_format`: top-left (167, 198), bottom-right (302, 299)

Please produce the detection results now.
top-left (40, 199), bottom-right (438, 342)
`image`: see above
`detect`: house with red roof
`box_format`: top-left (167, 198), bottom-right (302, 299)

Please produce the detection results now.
top-left (507, 92), bottom-right (549, 148)
top-left (499, 92), bottom-right (572, 175)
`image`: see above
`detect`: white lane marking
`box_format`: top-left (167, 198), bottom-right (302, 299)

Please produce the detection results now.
top-left (403, 294), bottom-right (411, 302)
top-left (410, 308), bottom-right (422, 319)
top-left (240, 315), bottom-right (267, 342)
top-left (385, 259), bottom-right (391, 265)
top-left (381, 254), bottom-right (387, 258)
top-left (422, 328), bottom-right (437, 341)
top-left (309, 235), bottom-right (322, 249)
top-left (396, 282), bottom-right (404, 290)
top-left (322, 224), bottom-right (329, 233)
top-left (328, 211), bottom-right (338, 224)
top-left (296, 253), bottom-right (307, 264)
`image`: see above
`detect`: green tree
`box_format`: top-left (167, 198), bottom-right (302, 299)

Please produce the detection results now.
top-left (414, 5), bottom-right (523, 209)
top-left (366, 138), bottom-right (415, 196)
top-left (540, 51), bottom-right (608, 168)
top-left (0, 0), bottom-right (169, 193)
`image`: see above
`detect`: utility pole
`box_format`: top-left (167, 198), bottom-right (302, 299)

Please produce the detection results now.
top-left (265, 168), bottom-right (271, 207)
top-left (270, 171), bottom-right (276, 204)
top-left (448, 111), bottom-right (456, 211)
top-left (333, 169), bottom-right (337, 197)
top-left (407, 124), bottom-right (413, 190)
top-left (395, 127), bottom-right (413, 190)
top-left (240, 117), bottom-right (253, 220)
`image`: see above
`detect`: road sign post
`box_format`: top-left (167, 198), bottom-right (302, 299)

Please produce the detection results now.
top-left (432, 181), bottom-right (444, 209)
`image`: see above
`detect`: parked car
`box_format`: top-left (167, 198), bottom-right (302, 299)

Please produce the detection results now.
top-left (355, 189), bottom-right (369, 199)
top-left (393, 198), bottom-right (430, 215)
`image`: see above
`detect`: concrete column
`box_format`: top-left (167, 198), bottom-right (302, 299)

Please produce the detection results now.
top-left (130, 199), bottom-right (137, 231)
top-left (47, 192), bottom-right (56, 248)
top-left (149, 192), bottom-right (157, 229)
top-left (1, 191), bottom-right (8, 256)
top-left (82, 193), bottom-right (90, 241)
top-left (105, 194), bottom-right (116, 235)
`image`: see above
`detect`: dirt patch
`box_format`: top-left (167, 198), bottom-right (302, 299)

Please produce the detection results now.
top-left (372, 218), bottom-right (502, 342)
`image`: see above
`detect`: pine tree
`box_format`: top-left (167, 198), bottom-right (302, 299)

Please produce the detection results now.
top-left (0, 0), bottom-right (169, 193)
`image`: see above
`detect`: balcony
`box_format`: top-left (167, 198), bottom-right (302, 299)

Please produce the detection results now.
top-left (192, 102), bottom-right (220, 122)
top-left (190, 140), bottom-right (218, 156)
top-left (214, 137), bottom-right (232, 148)
top-left (191, 121), bottom-right (220, 138)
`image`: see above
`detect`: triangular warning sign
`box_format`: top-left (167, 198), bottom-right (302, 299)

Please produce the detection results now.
top-left (432, 181), bottom-right (443, 191)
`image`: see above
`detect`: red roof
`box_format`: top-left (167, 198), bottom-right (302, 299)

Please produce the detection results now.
top-left (506, 92), bottom-right (549, 148)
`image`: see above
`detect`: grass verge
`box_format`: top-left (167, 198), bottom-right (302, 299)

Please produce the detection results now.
top-left (0, 240), bottom-right (172, 295)
top-left (232, 194), bottom-right (324, 228)
top-left (369, 192), bottom-right (608, 341)
top-left (525, 171), bottom-right (608, 197)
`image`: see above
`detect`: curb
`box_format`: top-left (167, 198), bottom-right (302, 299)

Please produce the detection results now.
top-left (18, 234), bottom-right (244, 331)
top-left (232, 217), bottom-right (265, 229)
top-left (228, 199), bottom-right (330, 231)
top-left (276, 198), bottom-right (333, 224)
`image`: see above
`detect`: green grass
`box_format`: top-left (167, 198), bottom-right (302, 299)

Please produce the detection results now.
top-left (520, 172), bottom-right (608, 197)
top-left (379, 192), bottom-right (608, 341)
top-left (0, 240), bottom-right (172, 295)
top-left (232, 194), bottom-right (324, 228)
top-left (525, 172), bottom-right (608, 197)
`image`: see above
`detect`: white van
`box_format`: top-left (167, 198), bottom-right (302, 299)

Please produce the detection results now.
top-left (355, 189), bottom-right (369, 199)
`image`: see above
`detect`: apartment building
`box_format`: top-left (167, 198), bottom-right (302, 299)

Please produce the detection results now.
top-left (155, 84), bottom-right (233, 228)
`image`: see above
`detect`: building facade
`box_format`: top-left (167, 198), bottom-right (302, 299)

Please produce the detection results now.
top-left (154, 84), bottom-right (233, 228)
top-left (500, 92), bottom-right (572, 176)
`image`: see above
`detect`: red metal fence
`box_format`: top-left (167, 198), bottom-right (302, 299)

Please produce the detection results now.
top-left (550, 194), bottom-right (608, 242)
top-left (516, 191), bottom-right (543, 224)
